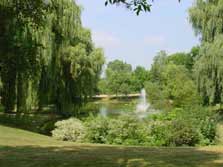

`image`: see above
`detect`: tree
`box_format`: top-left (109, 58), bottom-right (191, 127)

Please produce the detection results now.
top-left (150, 50), bottom-right (167, 83)
top-left (189, 0), bottom-right (223, 105)
top-left (146, 51), bottom-right (200, 109)
top-left (190, 46), bottom-right (200, 60)
top-left (97, 79), bottom-right (108, 94)
top-left (0, 0), bottom-right (47, 112)
top-left (106, 60), bottom-right (133, 95)
top-left (195, 35), bottom-right (223, 105)
top-left (189, 0), bottom-right (223, 42)
top-left (0, 0), bottom-right (105, 115)
top-left (162, 63), bottom-right (200, 108)
top-left (144, 81), bottom-right (168, 110)
top-left (132, 66), bottom-right (150, 92)
top-left (106, 60), bottom-right (132, 74)
top-left (167, 52), bottom-right (194, 71)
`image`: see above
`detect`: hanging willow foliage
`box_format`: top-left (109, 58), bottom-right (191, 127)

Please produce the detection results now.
top-left (0, 0), bottom-right (105, 115)
top-left (0, 0), bottom-right (46, 112)
top-left (189, 0), bottom-right (223, 105)
top-left (195, 35), bottom-right (223, 105)
top-left (189, 0), bottom-right (223, 42)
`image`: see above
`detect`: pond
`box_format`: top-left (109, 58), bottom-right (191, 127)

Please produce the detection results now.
top-left (80, 95), bottom-right (160, 118)
top-left (80, 89), bottom-right (160, 118)
top-left (80, 99), bottom-right (138, 117)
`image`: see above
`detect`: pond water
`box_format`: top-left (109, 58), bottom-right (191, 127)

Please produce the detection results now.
top-left (81, 99), bottom-right (137, 117)
top-left (80, 90), bottom-right (160, 118)
top-left (80, 100), bottom-right (160, 118)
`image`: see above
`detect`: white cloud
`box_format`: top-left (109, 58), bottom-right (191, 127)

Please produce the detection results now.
top-left (143, 35), bottom-right (166, 46)
top-left (92, 31), bottom-right (121, 48)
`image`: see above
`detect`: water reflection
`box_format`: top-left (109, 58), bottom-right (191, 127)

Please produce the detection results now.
top-left (97, 101), bottom-right (135, 117)
top-left (81, 100), bottom-right (136, 118)
top-left (81, 96), bottom-right (159, 118)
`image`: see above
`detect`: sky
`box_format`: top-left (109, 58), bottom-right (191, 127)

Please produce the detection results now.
top-left (77, 0), bottom-right (199, 69)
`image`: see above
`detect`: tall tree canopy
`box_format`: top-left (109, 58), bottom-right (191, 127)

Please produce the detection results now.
top-left (167, 52), bottom-right (194, 71)
top-left (0, 0), bottom-right (105, 115)
top-left (98, 61), bottom-right (149, 95)
top-left (189, 0), bottom-right (223, 105)
top-left (195, 35), bottom-right (223, 105)
top-left (106, 60), bottom-right (133, 95)
top-left (131, 66), bottom-right (150, 92)
top-left (146, 51), bottom-right (200, 110)
top-left (189, 0), bottom-right (223, 42)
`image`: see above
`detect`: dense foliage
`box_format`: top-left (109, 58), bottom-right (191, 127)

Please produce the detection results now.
top-left (189, 0), bottom-right (223, 105)
top-left (52, 118), bottom-right (86, 142)
top-left (98, 60), bottom-right (149, 95)
top-left (0, 0), bottom-right (105, 115)
top-left (145, 50), bottom-right (200, 110)
top-left (52, 106), bottom-right (217, 146)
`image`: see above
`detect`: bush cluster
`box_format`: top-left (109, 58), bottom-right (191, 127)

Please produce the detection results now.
top-left (52, 106), bottom-right (217, 146)
top-left (52, 118), bottom-right (86, 142)
top-left (148, 106), bottom-right (217, 146)
top-left (84, 116), bottom-right (110, 143)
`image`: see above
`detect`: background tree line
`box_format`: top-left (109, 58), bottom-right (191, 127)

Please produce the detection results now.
top-left (98, 47), bottom-right (200, 111)
top-left (98, 60), bottom-right (150, 95)
top-left (99, 0), bottom-right (223, 111)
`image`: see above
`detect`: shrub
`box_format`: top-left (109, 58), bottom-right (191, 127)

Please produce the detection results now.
top-left (199, 117), bottom-right (217, 145)
top-left (148, 106), bottom-right (217, 146)
top-left (50, 106), bottom-right (217, 147)
top-left (84, 115), bottom-right (149, 146)
top-left (84, 116), bottom-right (110, 144)
top-left (175, 106), bottom-right (217, 145)
top-left (168, 119), bottom-right (200, 146)
top-left (52, 118), bottom-right (86, 142)
top-left (107, 115), bottom-right (148, 145)
top-left (148, 121), bottom-right (171, 146)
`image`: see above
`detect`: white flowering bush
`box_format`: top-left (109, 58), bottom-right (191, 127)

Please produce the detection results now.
top-left (52, 118), bottom-right (86, 142)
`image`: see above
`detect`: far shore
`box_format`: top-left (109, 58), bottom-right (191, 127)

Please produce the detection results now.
top-left (92, 94), bottom-right (140, 99)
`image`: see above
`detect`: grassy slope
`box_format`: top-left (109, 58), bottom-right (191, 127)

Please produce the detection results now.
top-left (0, 125), bottom-right (223, 167)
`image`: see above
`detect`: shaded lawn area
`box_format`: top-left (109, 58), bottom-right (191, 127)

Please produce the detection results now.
top-left (0, 104), bottom-right (4, 113)
top-left (0, 125), bottom-right (223, 167)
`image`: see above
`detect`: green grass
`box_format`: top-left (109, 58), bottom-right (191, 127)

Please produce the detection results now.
top-left (0, 125), bottom-right (223, 167)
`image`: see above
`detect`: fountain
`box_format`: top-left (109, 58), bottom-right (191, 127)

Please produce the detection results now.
top-left (136, 88), bottom-right (149, 113)
top-left (99, 106), bottom-right (108, 117)
top-left (96, 88), bottom-right (158, 118)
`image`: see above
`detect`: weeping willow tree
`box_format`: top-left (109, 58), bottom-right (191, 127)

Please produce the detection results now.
top-left (0, 0), bottom-right (47, 112)
top-left (0, 0), bottom-right (105, 115)
top-left (195, 35), bottom-right (223, 104)
top-left (189, 0), bottom-right (223, 43)
top-left (189, 0), bottom-right (223, 105)
top-left (43, 0), bottom-right (104, 116)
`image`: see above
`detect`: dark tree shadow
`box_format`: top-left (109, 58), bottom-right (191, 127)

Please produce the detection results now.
top-left (0, 145), bottom-right (223, 167)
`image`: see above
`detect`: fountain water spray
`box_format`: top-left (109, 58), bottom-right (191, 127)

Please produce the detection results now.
top-left (100, 106), bottom-right (108, 117)
top-left (136, 88), bottom-right (149, 113)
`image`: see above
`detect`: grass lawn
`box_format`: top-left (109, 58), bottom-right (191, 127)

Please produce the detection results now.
top-left (0, 125), bottom-right (223, 167)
